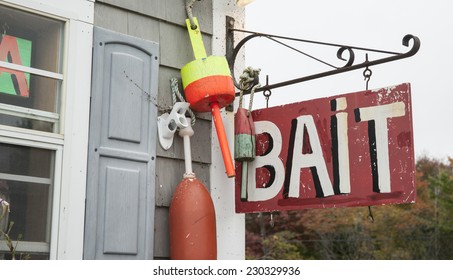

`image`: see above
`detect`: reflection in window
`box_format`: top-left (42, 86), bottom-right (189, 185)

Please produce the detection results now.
top-left (0, 142), bottom-right (53, 259)
top-left (0, 4), bottom-right (64, 133)
top-left (0, 5), bottom-right (64, 72)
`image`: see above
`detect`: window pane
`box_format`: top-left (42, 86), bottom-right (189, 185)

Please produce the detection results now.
top-left (0, 72), bottom-right (61, 132)
top-left (0, 73), bottom-right (61, 112)
top-left (0, 143), bottom-right (54, 259)
top-left (0, 142), bottom-right (52, 178)
top-left (0, 4), bottom-right (64, 73)
top-left (0, 5), bottom-right (64, 133)
top-left (1, 180), bottom-right (51, 243)
top-left (0, 113), bottom-right (54, 133)
top-left (1, 180), bottom-right (51, 259)
top-left (0, 253), bottom-right (50, 260)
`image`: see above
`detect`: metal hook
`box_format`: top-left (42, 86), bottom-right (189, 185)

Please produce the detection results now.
top-left (269, 212), bottom-right (275, 227)
top-left (363, 54), bottom-right (372, 90)
top-left (262, 75), bottom-right (272, 108)
top-left (363, 68), bottom-right (372, 90)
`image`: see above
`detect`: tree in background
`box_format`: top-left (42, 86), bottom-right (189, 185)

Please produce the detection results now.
top-left (246, 156), bottom-right (453, 259)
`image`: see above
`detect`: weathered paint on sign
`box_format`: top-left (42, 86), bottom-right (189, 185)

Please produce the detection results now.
top-left (235, 83), bottom-right (415, 213)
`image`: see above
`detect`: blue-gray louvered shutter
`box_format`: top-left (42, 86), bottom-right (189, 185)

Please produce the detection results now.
top-left (84, 27), bottom-right (158, 260)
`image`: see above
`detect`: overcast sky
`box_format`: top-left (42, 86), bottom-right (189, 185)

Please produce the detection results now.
top-left (242, 0), bottom-right (452, 161)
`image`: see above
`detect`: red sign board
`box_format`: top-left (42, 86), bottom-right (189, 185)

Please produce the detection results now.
top-left (235, 83), bottom-right (415, 213)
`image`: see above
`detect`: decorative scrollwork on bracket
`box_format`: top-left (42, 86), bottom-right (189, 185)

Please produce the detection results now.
top-left (227, 29), bottom-right (421, 96)
top-left (336, 46), bottom-right (355, 68)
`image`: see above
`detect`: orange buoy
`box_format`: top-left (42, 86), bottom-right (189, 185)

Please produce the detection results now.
top-left (169, 118), bottom-right (217, 260)
top-left (169, 176), bottom-right (217, 260)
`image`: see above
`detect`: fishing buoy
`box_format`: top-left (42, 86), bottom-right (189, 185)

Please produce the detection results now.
top-left (169, 118), bottom-right (217, 260)
top-left (234, 107), bottom-right (255, 201)
top-left (234, 68), bottom-right (260, 201)
top-left (181, 17), bottom-right (236, 178)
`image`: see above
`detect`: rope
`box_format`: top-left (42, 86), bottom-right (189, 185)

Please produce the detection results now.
top-left (170, 78), bottom-right (196, 126)
top-left (185, 0), bottom-right (199, 30)
top-left (238, 67), bottom-right (261, 115)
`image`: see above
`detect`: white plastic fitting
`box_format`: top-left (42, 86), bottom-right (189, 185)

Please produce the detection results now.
top-left (179, 117), bottom-right (195, 178)
top-left (157, 102), bottom-right (190, 150)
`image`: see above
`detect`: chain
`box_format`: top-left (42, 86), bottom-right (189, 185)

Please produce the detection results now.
top-left (123, 71), bottom-right (171, 113)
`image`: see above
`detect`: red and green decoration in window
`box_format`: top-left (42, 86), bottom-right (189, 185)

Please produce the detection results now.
top-left (0, 35), bottom-right (32, 97)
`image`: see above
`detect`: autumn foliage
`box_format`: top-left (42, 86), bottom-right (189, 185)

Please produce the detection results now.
top-left (246, 156), bottom-right (453, 259)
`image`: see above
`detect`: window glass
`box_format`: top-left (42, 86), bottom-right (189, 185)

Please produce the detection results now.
top-left (0, 73), bottom-right (61, 112)
top-left (0, 5), bottom-right (64, 73)
top-left (0, 142), bottom-right (53, 259)
top-left (0, 113), bottom-right (54, 133)
top-left (0, 4), bottom-right (64, 133)
top-left (0, 73), bottom-right (61, 132)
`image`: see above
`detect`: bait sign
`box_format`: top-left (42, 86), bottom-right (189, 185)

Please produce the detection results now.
top-left (235, 83), bottom-right (415, 213)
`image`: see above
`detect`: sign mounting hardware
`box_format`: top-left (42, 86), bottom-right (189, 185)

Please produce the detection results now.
top-left (226, 28), bottom-right (420, 95)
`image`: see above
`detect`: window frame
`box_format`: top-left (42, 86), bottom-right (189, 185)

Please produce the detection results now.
top-left (0, 4), bottom-right (65, 134)
top-left (0, 132), bottom-right (62, 258)
top-left (0, 0), bottom-right (94, 259)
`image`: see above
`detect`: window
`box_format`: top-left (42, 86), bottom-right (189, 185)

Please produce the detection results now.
top-left (0, 3), bottom-right (65, 259)
top-left (0, 0), bottom-right (92, 259)
top-left (0, 142), bottom-right (55, 259)
top-left (0, 4), bottom-right (64, 133)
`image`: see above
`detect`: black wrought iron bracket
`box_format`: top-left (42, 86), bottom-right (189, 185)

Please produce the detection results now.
top-left (226, 18), bottom-right (420, 96)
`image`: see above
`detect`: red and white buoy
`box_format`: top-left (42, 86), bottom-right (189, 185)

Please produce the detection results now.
top-left (169, 118), bottom-right (217, 260)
